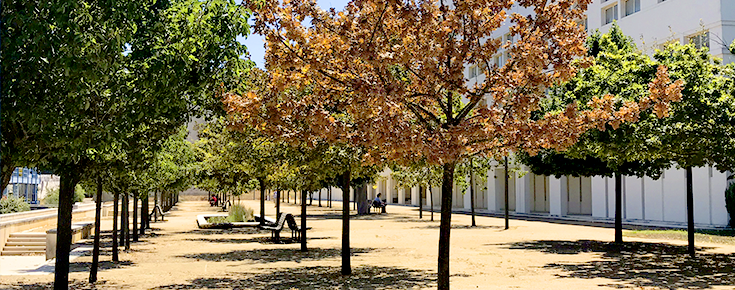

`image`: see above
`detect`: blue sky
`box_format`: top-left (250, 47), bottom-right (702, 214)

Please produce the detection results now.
top-left (239, 0), bottom-right (352, 68)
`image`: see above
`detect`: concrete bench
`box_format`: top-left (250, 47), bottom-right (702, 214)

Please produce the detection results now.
top-left (46, 222), bottom-right (95, 260)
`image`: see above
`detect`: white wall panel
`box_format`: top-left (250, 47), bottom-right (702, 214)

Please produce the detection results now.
top-left (693, 167), bottom-right (711, 224)
top-left (624, 176), bottom-right (643, 220)
top-left (663, 169), bottom-right (687, 223)
top-left (643, 176), bottom-right (664, 221)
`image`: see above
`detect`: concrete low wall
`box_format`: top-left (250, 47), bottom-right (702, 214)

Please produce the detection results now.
top-left (46, 222), bottom-right (95, 260)
top-left (0, 202), bottom-right (113, 252)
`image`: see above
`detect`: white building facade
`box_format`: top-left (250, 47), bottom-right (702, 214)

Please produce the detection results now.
top-left (353, 0), bottom-right (735, 228)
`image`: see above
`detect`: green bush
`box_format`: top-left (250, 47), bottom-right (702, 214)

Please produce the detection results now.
top-left (207, 216), bottom-right (229, 224)
top-left (726, 182), bottom-right (735, 227)
top-left (228, 204), bottom-right (253, 222)
top-left (1, 195), bottom-right (31, 214)
top-left (43, 185), bottom-right (86, 206)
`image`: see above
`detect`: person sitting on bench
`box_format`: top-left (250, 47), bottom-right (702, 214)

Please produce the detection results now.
top-left (373, 193), bottom-right (387, 213)
top-left (210, 194), bottom-right (218, 207)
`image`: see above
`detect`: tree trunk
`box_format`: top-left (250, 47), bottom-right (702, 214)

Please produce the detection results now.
top-left (301, 189), bottom-right (308, 252)
top-left (154, 191), bottom-right (158, 222)
top-left (504, 157), bottom-right (509, 230)
top-left (438, 162), bottom-right (456, 290)
top-left (419, 186), bottom-right (424, 219)
top-left (341, 170), bottom-right (352, 275)
top-left (0, 154), bottom-right (13, 193)
top-left (470, 166), bottom-right (476, 227)
top-left (430, 185), bottom-right (434, 221)
top-left (319, 189), bottom-right (322, 207)
top-left (686, 166), bottom-right (695, 258)
top-left (120, 193), bottom-right (126, 247)
top-left (142, 193), bottom-right (149, 232)
top-left (133, 194), bottom-right (139, 242)
top-left (124, 193), bottom-right (130, 251)
top-left (615, 173), bottom-right (623, 244)
top-left (329, 187), bottom-right (332, 208)
top-left (89, 176), bottom-right (103, 283)
top-left (309, 191), bottom-right (313, 205)
top-left (112, 191), bottom-right (119, 262)
top-left (259, 179), bottom-right (266, 226)
top-left (54, 169), bottom-right (80, 290)
top-left (356, 186), bottom-right (369, 215)
top-left (276, 190), bottom-right (281, 219)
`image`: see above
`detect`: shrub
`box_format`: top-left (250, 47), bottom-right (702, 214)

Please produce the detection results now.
top-left (1, 195), bottom-right (31, 214)
top-left (228, 204), bottom-right (253, 222)
top-left (207, 216), bottom-right (229, 224)
top-left (726, 182), bottom-right (735, 227)
top-left (43, 186), bottom-right (86, 206)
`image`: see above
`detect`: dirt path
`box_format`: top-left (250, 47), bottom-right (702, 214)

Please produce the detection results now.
top-left (3, 198), bottom-right (735, 289)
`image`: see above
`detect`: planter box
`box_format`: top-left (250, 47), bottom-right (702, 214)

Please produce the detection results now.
top-left (196, 214), bottom-right (274, 229)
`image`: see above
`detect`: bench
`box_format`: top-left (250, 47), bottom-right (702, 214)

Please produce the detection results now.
top-left (46, 222), bottom-right (95, 260)
top-left (150, 205), bottom-right (166, 222)
top-left (369, 200), bottom-right (386, 214)
top-left (285, 214), bottom-right (311, 242)
top-left (260, 213), bottom-right (288, 242)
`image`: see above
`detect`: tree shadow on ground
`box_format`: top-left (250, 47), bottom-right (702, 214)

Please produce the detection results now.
top-left (414, 224), bottom-right (503, 230)
top-left (69, 260), bottom-right (134, 273)
top-left (352, 214), bottom-right (406, 221)
top-left (179, 247), bottom-right (375, 263)
top-left (185, 236), bottom-right (335, 245)
top-left (393, 216), bottom-right (441, 223)
top-left (76, 232), bottom-right (157, 255)
top-left (174, 228), bottom-right (263, 235)
top-left (0, 280), bottom-right (122, 290)
top-left (302, 213), bottom-right (351, 220)
top-left (506, 239), bottom-right (735, 289)
top-left (154, 265), bottom-right (435, 290)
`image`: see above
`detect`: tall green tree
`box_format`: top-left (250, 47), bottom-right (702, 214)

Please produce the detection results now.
top-left (522, 25), bottom-right (734, 258)
top-left (2, 0), bottom-right (250, 287)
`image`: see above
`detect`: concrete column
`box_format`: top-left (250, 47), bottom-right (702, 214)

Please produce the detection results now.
top-left (549, 176), bottom-right (567, 217)
top-left (486, 168), bottom-right (498, 211)
top-left (398, 187), bottom-right (405, 205)
top-left (591, 176), bottom-right (609, 218)
top-left (463, 176), bottom-right (472, 210)
top-left (515, 168), bottom-right (530, 214)
top-left (386, 178), bottom-right (393, 204)
top-left (411, 186), bottom-right (419, 206)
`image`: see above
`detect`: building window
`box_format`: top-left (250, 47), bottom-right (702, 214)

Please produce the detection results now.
top-left (493, 55), bottom-right (500, 67)
top-left (689, 31), bottom-right (710, 50)
top-left (577, 17), bottom-right (588, 32)
top-left (604, 4), bottom-right (618, 25)
top-left (469, 65), bottom-right (478, 78)
top-left (625, 0), bottom-right (640, 16)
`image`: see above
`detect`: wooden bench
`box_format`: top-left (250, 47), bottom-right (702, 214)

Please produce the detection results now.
top-left (285, 214), bottom-right (311, 242)
top-left (260, 213), bottom-right (288, 242)
top-left (150, 205), bottom-right (166, 222)
top-left (369, 200), bottom-right (386, 213)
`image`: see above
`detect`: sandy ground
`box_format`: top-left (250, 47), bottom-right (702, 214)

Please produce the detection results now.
top-left (2, 198), bottom-right (735, 290)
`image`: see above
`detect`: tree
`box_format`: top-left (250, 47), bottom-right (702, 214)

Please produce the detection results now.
top-left (520, 26), bottom-right (734, 259)
top-left (517, 24), bottom-right (676, 243)
top-left (642, 44), bottom-right (735, 257)
top-left (455, 157), bottom-right (494, 227)
top-left (391, 161), bottom-right (446, 219)
top-left (2, 0), bottom-right (250, 287)
top-left (233, 1), bottom-right (683, 288)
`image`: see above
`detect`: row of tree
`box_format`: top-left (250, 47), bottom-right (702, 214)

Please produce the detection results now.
top-left (229, 0), bottom-right (733, 289)
top-left (193, 108), bottom-right (378, 266)
top-left (1, 0), bottom-right (250, 288)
